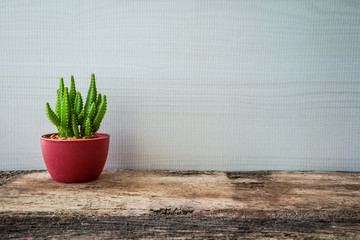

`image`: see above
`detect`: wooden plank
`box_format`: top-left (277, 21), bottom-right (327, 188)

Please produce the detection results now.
top-left (0, 170), bottom-right (360, 239)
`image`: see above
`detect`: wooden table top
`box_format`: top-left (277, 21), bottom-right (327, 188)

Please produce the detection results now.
top-left (1, 170), bottom-right (359, 239)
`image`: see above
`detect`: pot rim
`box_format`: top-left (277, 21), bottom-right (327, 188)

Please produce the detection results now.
top-left (41, 132), bottom-right (110, 142)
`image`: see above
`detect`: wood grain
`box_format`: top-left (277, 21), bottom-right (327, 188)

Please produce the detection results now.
top-left (1, 170), bottom-right (359, 239)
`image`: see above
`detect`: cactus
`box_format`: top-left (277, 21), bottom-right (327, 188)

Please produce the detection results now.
top-left (45, 74), bottom-right (107, 138)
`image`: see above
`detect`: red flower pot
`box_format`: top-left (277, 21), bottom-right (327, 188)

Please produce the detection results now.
top-left (40, 133), bottom-right (110, 183)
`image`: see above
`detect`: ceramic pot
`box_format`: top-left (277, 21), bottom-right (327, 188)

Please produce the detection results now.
top-left (40, 133), bottom-right (110, 183)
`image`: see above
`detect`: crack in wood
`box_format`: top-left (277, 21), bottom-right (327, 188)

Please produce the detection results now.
top-left (150, 207), bottom-right (194, 215)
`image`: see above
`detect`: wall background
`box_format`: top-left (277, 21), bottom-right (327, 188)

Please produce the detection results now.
top-left (1, 0), bottom-right (359, 171)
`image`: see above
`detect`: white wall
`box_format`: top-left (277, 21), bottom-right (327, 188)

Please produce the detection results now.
top-left (0, 0), bottom-right (359, 171)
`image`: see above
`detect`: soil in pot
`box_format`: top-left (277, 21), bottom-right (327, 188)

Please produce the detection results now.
top-left (43, 133), bottom-right (98, 140)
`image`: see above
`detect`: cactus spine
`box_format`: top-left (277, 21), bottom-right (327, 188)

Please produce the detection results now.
top-left (45, 74), bottom-right (107, 138)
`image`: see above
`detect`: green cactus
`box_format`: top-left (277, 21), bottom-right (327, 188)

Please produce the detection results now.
top-left (84, 117), bottom-right (92, 137)
top-left (46, 102), bottom-right (60, 126)
top-left (84, 73), bottom-right (97, 114)
top-left (77, 108), bottom-right (85, 125)
top-left (96, 93), bottom-right (102, 108)
top-left (61, 87), bottom-right (71, 131)
top-left (71, 113), bottom-right (79, 138)
top-left (55, 89), bottom-right (61, 117)
top-left (69, 75), bottom-right (76, 106)
top-left (74, 91), bottom-right (83, 116)
top-left (59, 78), bottom-right (64, 97)
top-left (45, 74), bottom-right (107, 138)
top-left (92, 95), bottom-right (107, 133)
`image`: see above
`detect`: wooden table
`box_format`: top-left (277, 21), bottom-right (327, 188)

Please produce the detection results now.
top-left (1, 170), bottom-right (359, 239)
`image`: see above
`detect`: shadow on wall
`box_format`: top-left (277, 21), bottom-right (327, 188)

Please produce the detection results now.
top-left (116, 127), bottom-right (139, 169)
top-left (105, 107), bottom-right (142, 170)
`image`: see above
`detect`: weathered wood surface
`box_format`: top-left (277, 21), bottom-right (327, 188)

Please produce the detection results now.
top-left (0, 170), bottom-right (360, 239)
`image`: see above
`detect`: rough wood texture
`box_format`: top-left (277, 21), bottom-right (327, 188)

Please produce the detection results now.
top-left (1, 170), bottom-right (360, 239)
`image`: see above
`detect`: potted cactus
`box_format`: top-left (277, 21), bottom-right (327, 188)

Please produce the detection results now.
top-left (40, 74), bottom-right (110, 183)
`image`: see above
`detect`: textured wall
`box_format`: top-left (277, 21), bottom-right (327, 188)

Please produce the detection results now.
top-left (0, 0), bottom-right (359, 171)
